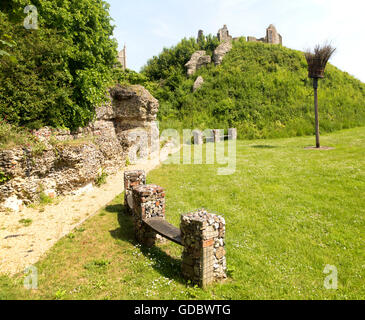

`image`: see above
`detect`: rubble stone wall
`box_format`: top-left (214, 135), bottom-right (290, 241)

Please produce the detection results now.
top-left (181, 209), bottom-right (227, 287)
top-left (131, 184), bottom-right (166, 247)
top-left (185, 51), bottom-right (211, 77)
top-left (124, 170), bottom-right (146, 215)
top-left (213, 41), bottom-right (233, 66)
top-left (0, 85), bottom-right (160, 211)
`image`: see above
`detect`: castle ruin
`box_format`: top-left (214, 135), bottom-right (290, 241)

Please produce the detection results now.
top-left (198, 24), bottom-right (282, 46)
top-left (197, 29), bottom-right (204, 42)
top-left (117, 44), bottom-right (127, 70)
top-left (217, 24), bottom-right (233, 42)
top-left (247, 24), bottom-right (282, 45)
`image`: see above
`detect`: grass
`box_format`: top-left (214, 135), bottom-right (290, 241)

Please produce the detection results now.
top-left (18, 219), bottom-right (33, 227)
top-left (0, 170), bottom-right (11, 184)
top-left (0, 120), bottom-right (46, 154)
top-left (50, 135), bottom-right (96, 147)
top-left (39, 193), bottom-right (54, 205)
top-left (27, 191), bottom-right (59, 213)
top-left (0, 127), bottom-right (364, 300)
top-left (0, 119), bottom-right (95, 152)
top-left (95, 169), bottom-right (108, 187)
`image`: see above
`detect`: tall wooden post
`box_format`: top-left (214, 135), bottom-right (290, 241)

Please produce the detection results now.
top-left (313, 78), bottom-right (320, 148)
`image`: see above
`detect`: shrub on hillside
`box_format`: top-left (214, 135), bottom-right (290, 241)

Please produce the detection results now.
top-left (142, 36), bottom-right (219, 84)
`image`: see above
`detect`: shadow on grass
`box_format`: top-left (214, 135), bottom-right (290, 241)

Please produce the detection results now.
top-left (108, 204), bottom-right (134, 243)
top-left (140, 245), bottom-right (185, 285)
top-left (104, 203), bottom-right (125, 214)
top-left (108, 204), bottom-right (185, 285)
top-left (251, 145), bottom-right (278, 149)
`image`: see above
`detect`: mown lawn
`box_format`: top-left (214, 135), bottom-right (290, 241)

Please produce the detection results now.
top-left (1, 127), bottom-right (364, 300)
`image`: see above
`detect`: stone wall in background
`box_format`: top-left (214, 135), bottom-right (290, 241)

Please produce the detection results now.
top-left (0, 85), bottom-right (160, 212)
top-left (185, 51), bottom-right (212, 77)
top-left (190, 23), bottom-right (283, 72)
top-left (193, 76), bottom-right (205, 92)
top-left (187, 24), bottom-right (235, 77)
top-left (213, 40), bottom-right (233, 66)
top-left (217, 24), bottom-right (233, 43)
top-left (247, 24), bottom-right (283, 45)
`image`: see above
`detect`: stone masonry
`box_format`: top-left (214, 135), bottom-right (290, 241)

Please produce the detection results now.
top-left (197, 30), bottom-right (204, 43)
top-left (247, 24), bottom-right (282, 45)
top-left (181, 209), bottom-right (227, 287)
top-left (0, 84), bottom-right (160, 212)
top-left (124, 170), bottom-right (146, 215)
top-left (217, 25), bottom-right (232, 43)
top-left (213, 41), bottom-right (233, 66)
top-left (193, 76), bottom-right (205, 92)
top-left (131, 184), bottom-right (166, 247)
top-left (185, 51), bottom-right (211, 77)
top-left (192, 130), bottom-right (204, 145)
top-left (191, 128), bottom-right (237, 145)
top-left (213, 129), bottom-right (224, 143)
top-left (266, 24), bottom-right (282, 45)
top-left (189, 24), bottom-right (283, 76)
top-left (117, 45), bottom-right (127, 70)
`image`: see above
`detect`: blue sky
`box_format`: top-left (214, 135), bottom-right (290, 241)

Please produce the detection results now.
top-left (107, 0), bottom-right (365, 82)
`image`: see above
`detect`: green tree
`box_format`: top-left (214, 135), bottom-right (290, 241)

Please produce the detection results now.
top-left (0, 0), bottom-right (118, 129)
top-left (0, 38), bottom-right (15, 59)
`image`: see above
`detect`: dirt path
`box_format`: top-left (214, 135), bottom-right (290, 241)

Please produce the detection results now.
top-left (0, 145), bottom-right (180, 276)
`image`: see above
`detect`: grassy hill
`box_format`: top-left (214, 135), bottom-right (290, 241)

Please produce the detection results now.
top-left (145, 38), bottom-right (365, 139)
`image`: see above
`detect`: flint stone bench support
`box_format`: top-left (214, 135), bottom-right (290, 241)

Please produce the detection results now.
top-left (181, 209), bottom-right (227, 288)
top-left (124, 170), bottom-right (146, 215)
top-left (131, 184), bottom-right (166, 247)
top-left (193, 128), bottom-right (237, 144)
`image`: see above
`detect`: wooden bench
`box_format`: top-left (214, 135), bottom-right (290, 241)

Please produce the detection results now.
top-left (143, 218), bottom-right (182, 245)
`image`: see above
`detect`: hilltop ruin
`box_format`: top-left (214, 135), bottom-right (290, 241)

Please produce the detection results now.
top-left (117, 44), bottom-right (127, 70)
top-left (247, 24), bottom-right (283, 45)
top-left (198, 24), bottom-right (283, 45)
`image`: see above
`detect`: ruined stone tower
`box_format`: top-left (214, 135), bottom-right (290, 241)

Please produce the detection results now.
top-left (197, 30), bottom-right (204, 43)
top-left (265, 24), bottom-right (282, 45)
top-left (118, 45), bottom-right (127, 70)
top-left (247, 24), bottom-right (283, 45)
top-left (217, 25), bottom-right (232, 42)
